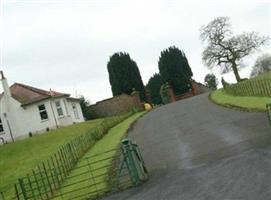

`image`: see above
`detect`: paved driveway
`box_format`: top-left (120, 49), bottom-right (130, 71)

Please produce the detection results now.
top-left (104, 93), bottom-right (271, 200)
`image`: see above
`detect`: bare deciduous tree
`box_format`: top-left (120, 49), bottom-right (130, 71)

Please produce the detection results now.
top-left (200, 17), bottom-right (269, 82)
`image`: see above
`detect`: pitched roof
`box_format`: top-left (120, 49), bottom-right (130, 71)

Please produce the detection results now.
top-left (1, 83), bottom-right (70, 106)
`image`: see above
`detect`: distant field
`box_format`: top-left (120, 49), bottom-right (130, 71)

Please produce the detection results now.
top-left (0, 119), bottom-right (102, 187)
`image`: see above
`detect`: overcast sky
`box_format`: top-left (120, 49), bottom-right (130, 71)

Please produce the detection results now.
top-left (0, 0), bottom-right (270, 103)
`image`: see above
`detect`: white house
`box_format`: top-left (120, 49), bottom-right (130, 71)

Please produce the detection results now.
top-left (0, 71), bottom-right (85, 143)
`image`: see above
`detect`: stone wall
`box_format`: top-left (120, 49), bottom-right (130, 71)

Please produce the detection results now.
top-left (88, 92), bottom-right (144, 118)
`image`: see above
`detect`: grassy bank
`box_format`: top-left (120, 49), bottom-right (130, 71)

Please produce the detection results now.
top-left (53, 111), bottom-right (146, 199)
top-left (0, 119), bottom-right (102, 187)
top-left (254, 71), bottom-right (271, 80)
top-left (210, 89), bottom-right (271, 112)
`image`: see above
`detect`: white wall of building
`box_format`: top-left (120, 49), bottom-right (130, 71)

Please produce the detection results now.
top-left (66, 100), bottom-right (84, 123)
top-left (0, 96), bottom-right (85, 143)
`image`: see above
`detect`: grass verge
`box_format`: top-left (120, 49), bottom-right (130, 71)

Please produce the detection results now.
top-left (53, 111), bottom-right (146, 200)
top-left (210, 89), bottom-right (271, 112)
top-left (0, 119), bottom-right (102, 187)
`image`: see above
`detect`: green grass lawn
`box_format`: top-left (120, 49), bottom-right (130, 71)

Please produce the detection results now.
top-left (0, 119), bottom-right (102, 188)
top-left (210, 89), bottom-right (271, 111)
top-left (53, 112), bottom-right (146, 200)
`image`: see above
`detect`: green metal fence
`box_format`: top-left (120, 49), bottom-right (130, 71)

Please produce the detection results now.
top-left (224, 79), bottom-right (271, 97)
top-left (0, 139), bottom-right (147, 200)
top-left (266, 103), bottom-right (271, 126)
top-left (0, 113), bottom-right (135, 200)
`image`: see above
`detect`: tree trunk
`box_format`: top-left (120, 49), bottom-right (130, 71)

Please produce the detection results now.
top-left (232, 62), bottom-right (241, 82)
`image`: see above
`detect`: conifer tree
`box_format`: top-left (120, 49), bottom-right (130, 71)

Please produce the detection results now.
top-left (158, 46), bottom-right (193, 94)
top-left (146, 73), bottom-right (164, 104)
top-left (107, 52), bottom-right (145, 100)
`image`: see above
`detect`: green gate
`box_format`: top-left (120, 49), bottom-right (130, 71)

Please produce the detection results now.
top-left (0, 139), bottom-right (148, 200)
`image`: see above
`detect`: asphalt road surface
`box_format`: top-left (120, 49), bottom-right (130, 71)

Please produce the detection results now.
top-left (103, 93), bottom-right (271, 200)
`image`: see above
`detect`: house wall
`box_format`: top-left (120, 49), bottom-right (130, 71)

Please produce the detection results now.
top-left (66, 100), bottom-right (84, 123)
top-left (0, 98), bottom-right (58, 142)
top-left (0, 97), bottom-right (84, 143)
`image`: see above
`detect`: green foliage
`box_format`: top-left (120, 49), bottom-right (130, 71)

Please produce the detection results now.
top-left (146, 73), bottom-right (164, 104)
top-left (79, 95), bottom-right (92, 120)
top-left (107, 52), bottom-right (145, 100)
top-left (160, 83), bottom-right (170, 104)
top-left (158, 46), bottom-right (193, 95)
top-left (204, 73), bottom-right (218, 90)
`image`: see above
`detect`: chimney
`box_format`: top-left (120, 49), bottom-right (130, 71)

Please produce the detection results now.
top-left (0, 71), bottom-right (11, 97)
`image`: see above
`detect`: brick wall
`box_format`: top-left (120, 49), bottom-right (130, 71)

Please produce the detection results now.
top-left (88, 93), bottom-right (144, 118)
top-left (167, 80), bottom-right (211, 103)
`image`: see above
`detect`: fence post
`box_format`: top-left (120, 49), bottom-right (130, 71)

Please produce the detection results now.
top-left (42, 162), bottom-right (53, 196)
top-left (14, 184), bottom-right (20, 200)
top-left (32, 170), bottom-right (42, 199)
top-left (266, 104), bottom-right (271, 126)
top-left (121, 139), bottom-right (143, 186)
top-left (26, 174), bottom-right (36, 200)
top-left (18, 178), bottom-right (28, 200)
top-left (0, 190), bottom-right (5, 200)
top-left (86, 159), bottom-right (99, 199)
top-left (37, 165), bottom-right (49, 200)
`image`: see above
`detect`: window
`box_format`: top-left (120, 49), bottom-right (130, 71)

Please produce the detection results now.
top-left (72, 103), bottom-right (79, 119)
top-left (0, 118), bottom-right (4, 133)
top-left (38, 104), bottom-right (48, 120)
top-left (55, 101), bottom-right (64, 117)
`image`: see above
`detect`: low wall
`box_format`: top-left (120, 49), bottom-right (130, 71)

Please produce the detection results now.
top-left (167, 81), bottom-right (211, 102)
top-left (89, 93), bottom-right (144, 118)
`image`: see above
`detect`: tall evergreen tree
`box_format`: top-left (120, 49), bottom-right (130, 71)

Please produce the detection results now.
top-left (79, 95), bottom-right (92, 120)
top-left (158, 46), bottom-right (193, 94)
top-left (107, 52), bottom-right (145, 100)
top-left (146, 73), bottom-right (164, 105)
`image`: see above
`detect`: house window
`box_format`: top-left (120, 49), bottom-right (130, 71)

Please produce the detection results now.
top-left (55, 101), bottom-right (64, 117)
top-left (38, 104), bottom-right (48, 120)
top-left (72, 103), bottom-right (79, 119)
top-left (0, 118), bottom-right (4, 133)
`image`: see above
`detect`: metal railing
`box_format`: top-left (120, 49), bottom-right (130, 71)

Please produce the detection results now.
top-left (0, 113), bottom-right (134, 200)
top-left (0, 138), bottom-right (148, 200)
top-left (266, 103), bottom-right (271, 126)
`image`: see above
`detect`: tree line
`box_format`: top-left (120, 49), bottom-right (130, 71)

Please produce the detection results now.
top-left (107, 46), bottom-right (193, 105)
top-left (81, 16), bottom-right (269, 119)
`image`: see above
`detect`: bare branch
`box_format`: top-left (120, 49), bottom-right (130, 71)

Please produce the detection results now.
top-left (200, 16), bottom-right (269, 81)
